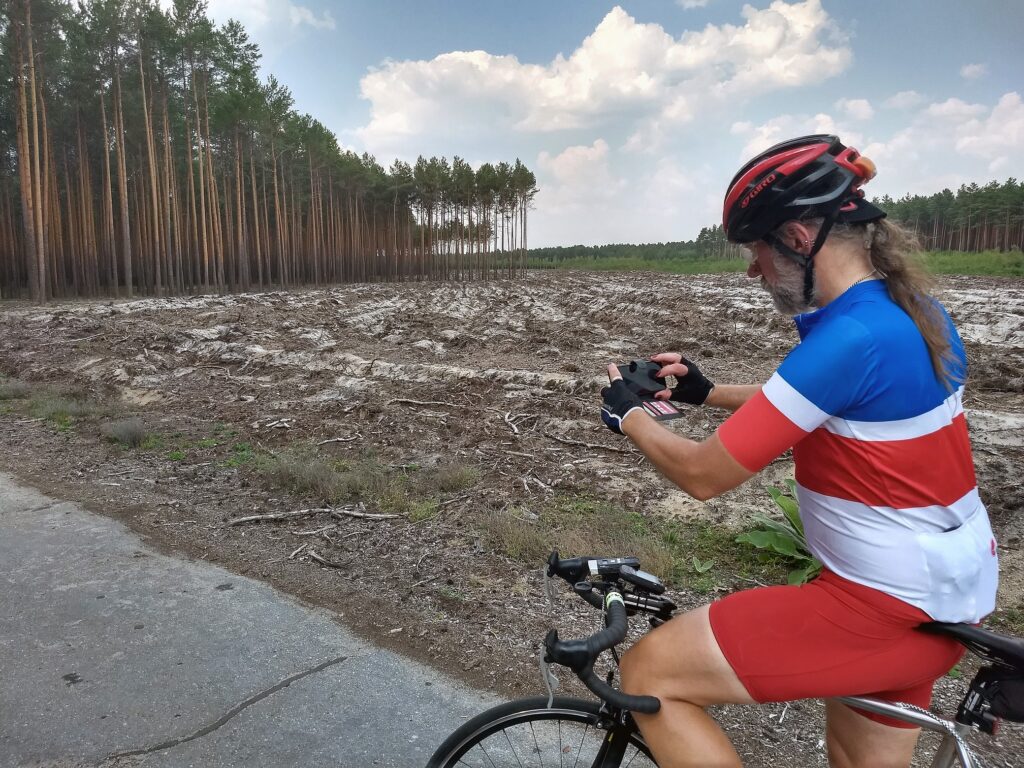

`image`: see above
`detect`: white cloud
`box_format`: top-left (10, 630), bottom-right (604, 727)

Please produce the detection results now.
top-left (190, 0), bottom-right (336, 38)
top-left (289, 5), bottom-right (336, 30)
top-left (835, 98), bottom-right (874, 121)
top-left (848, 92), bottom-right (1024, 198)
top-left (925, 98), bottom-right (987, 121)
top-left (677, 0), bottom-right (711, 8)
top-left (533, 141), bottom-right (630, 242)
top-left (538, 140), bottom-right (615, 189)
top-left (960, 63), bottom-right (988, 80)
top-left (731, 113), bottom-right (863, 162)
top-left (357, 1), bottom-right (851, 153)
top-left (954, 92), bottom-right (1024, 164)
top-left (884, 90), bottom-right (924, 110)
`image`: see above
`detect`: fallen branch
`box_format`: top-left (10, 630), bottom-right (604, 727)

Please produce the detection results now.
top-left (288, 543), bottom-right (308, 560)
top-left (37, 332), bottom-right (104, 347)
top-left (541, 430), bottom-right (635, 455)
top-left (504, 450), bottom-right (536, 459)
top-left (307, 548), bottom-right (347, 569)
top-left (291, 524), bottom-right (338, 537)
top-left (505, 412), bottom-right (520, 434)
top-left (330, 508), bottom-right (400, 521)
top-left (227, 508), bottom-right (332, 526)
top-left (387, 398), bottom-right (462, 408)
top-left (316, 435), bottom-right (361, 446)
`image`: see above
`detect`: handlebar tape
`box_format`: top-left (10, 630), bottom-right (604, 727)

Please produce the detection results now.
top-left (545, 592), bottom-right (661, 714)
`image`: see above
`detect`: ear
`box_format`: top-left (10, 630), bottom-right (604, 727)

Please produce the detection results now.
top-left (777, 221), bottom-right (813, 254)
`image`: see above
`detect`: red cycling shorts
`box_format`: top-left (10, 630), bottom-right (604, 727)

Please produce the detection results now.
top-left (708, 569), bottom-right (964, 728)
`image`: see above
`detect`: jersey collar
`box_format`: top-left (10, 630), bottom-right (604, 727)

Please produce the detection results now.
top-left (793, 279), bottom-right (885, 340)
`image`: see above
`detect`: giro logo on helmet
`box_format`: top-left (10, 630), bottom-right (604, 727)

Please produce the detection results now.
top-left (740, 173), bottom-right (777, 209)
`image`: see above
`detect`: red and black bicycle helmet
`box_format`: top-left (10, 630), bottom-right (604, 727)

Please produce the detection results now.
top-left (723, 134), bottom-right (886, 305)
top-left (723, 134), bottom-right (885, 247)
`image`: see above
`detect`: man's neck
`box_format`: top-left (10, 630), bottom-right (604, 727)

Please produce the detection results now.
top-left (813, 247), bottom-right (876, 306)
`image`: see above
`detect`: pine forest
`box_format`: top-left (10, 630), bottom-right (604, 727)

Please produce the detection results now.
top-left (0, 0), bottom-right (539, 302)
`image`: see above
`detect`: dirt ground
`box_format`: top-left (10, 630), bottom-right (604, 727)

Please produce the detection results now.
top-left (1, 270), bottom-right (1022, 767)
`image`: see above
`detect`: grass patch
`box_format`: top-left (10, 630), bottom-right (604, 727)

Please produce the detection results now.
top-left (29, 392), bottom-right (99, 430)
top-left (100, 418), bottom-right (149, 448)
top-left (527, 250), bottom-right (1024, 277)
top-left (168, 449), bottom-right (186, 461)
top-left (254, 449), bottom-right (480, 519)
top-left (408, 499), bottom-right (441, 523)
top-left (432, 465), bottom-right (481, 494)
top-left (475, 493), bottom-right (790, 591)
top-left (223, 442), bottom-right (255, 468)
top-left (923, 250), bottom-right (1024, 277)
top-left (476, 495), bottom-right (676, 580)
top-left (0, 378), bottom-right (31, 400)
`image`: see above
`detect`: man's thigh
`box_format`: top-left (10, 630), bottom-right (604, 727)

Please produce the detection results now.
top-left (620, 604), bottom-right (756, 707)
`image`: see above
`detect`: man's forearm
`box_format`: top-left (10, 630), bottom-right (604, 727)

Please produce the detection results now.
top-left (704, 384), bottom-right (760, 412)
top-left (622, 414), bottom-right (710, 499)
top-left (621, 414), bottom-right (754, 500)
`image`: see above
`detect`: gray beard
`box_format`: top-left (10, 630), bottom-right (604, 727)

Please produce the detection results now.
top-left (763, 254), bottom-right (815, 315)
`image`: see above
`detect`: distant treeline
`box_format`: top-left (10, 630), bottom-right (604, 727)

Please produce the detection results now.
top-left (874, 179), bottom-right (1024, 253)
top-left (529, 225), bottom-right (741, 265)
top-left (531, 179), bottom-right (1024, 266)
top-left (0, 0), bottom-right (537, 303)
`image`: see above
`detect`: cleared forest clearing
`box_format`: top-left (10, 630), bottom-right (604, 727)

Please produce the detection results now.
top-left (1, 270), bottom-right (1022, 765)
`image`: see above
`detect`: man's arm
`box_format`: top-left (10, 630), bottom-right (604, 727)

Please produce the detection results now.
top-left (704, 384), bottom-right (761, 412)
top-left (620, 414), bottom-right (753, 501)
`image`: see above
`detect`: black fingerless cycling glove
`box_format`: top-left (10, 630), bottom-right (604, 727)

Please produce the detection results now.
top-left (664, 357), bottom-right (714, 405)
top-left (600, 380), bottom-right (645, 435)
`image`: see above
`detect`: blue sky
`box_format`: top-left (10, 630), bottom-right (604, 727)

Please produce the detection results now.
top-left (200, 0), bottom-right (1024, 247)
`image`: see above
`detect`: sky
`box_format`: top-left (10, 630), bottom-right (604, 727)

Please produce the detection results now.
top-left (196, 0), bottom-right (1024, 248)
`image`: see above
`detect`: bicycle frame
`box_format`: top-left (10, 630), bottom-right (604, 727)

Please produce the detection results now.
top-left (835, 696), bottom-right (977, 768)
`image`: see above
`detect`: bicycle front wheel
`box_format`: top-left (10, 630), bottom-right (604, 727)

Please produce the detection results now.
top-left (426, 696), bottom-right (657, 768)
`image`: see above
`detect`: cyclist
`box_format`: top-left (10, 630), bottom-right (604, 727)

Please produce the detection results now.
top-left (599, 135), bottom-right (999, 768)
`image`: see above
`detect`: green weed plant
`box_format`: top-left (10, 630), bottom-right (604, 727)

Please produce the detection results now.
top-left (736, 480), bottom-right (822, 585)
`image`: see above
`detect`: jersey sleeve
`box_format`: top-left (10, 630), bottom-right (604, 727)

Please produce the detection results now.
top-left (718, 316), bottom-right (875, 472)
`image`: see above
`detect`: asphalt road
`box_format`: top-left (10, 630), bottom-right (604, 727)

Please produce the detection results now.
top-left (0, 473), bottom-right (497, 767)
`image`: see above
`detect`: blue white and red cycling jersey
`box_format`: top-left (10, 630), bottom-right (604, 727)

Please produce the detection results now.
top-left (718, 279), bottom-right (998, 623)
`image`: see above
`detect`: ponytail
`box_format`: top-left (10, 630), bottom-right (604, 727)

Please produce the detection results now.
top-left (831, 219), bottom-right (962, 387)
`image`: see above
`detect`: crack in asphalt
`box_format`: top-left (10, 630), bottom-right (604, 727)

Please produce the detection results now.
top-left (12, 501), bottom-right (65, 515)
top-left (107, 654), bottom-right (348, 758)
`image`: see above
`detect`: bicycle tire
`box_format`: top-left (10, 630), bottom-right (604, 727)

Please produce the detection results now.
top-left (426, 695), bottom-right (657, 768)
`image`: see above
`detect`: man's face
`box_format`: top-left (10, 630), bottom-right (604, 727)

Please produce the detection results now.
top-left (744, 241), bottom-right (813, 315)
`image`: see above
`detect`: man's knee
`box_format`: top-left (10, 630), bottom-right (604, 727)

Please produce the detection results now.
top-left (618, 641), bottom-right (654, 696)
top-left (619, 615), bottom-right (700, 699)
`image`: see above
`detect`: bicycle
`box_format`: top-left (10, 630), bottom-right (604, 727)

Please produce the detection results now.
top-left (427, 552), bottom-right (1024, 767)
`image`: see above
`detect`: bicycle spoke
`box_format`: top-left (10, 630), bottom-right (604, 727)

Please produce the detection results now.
top-left (558, 719), bottom-right (563, 768)
top-left (529, 720), bottom-right (545, 768)
top-left (571, 724), bottom-right (589, 768)
top-left (503, 728), bottom-right (526, 768)
top-left (474, 741), bottom-right (499, 768)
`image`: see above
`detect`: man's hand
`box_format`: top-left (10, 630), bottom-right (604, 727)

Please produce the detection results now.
top-left (650, 352), bottom-right (715, 405)
top-left (601, 364), bottom-right (646, 435)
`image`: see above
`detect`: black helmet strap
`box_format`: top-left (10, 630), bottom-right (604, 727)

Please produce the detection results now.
top-left (763, 209), bottom-right (841, 307)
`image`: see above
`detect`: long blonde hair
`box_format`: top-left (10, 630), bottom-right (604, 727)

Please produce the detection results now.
top-left (830, 219), bottom-right (961, 386)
